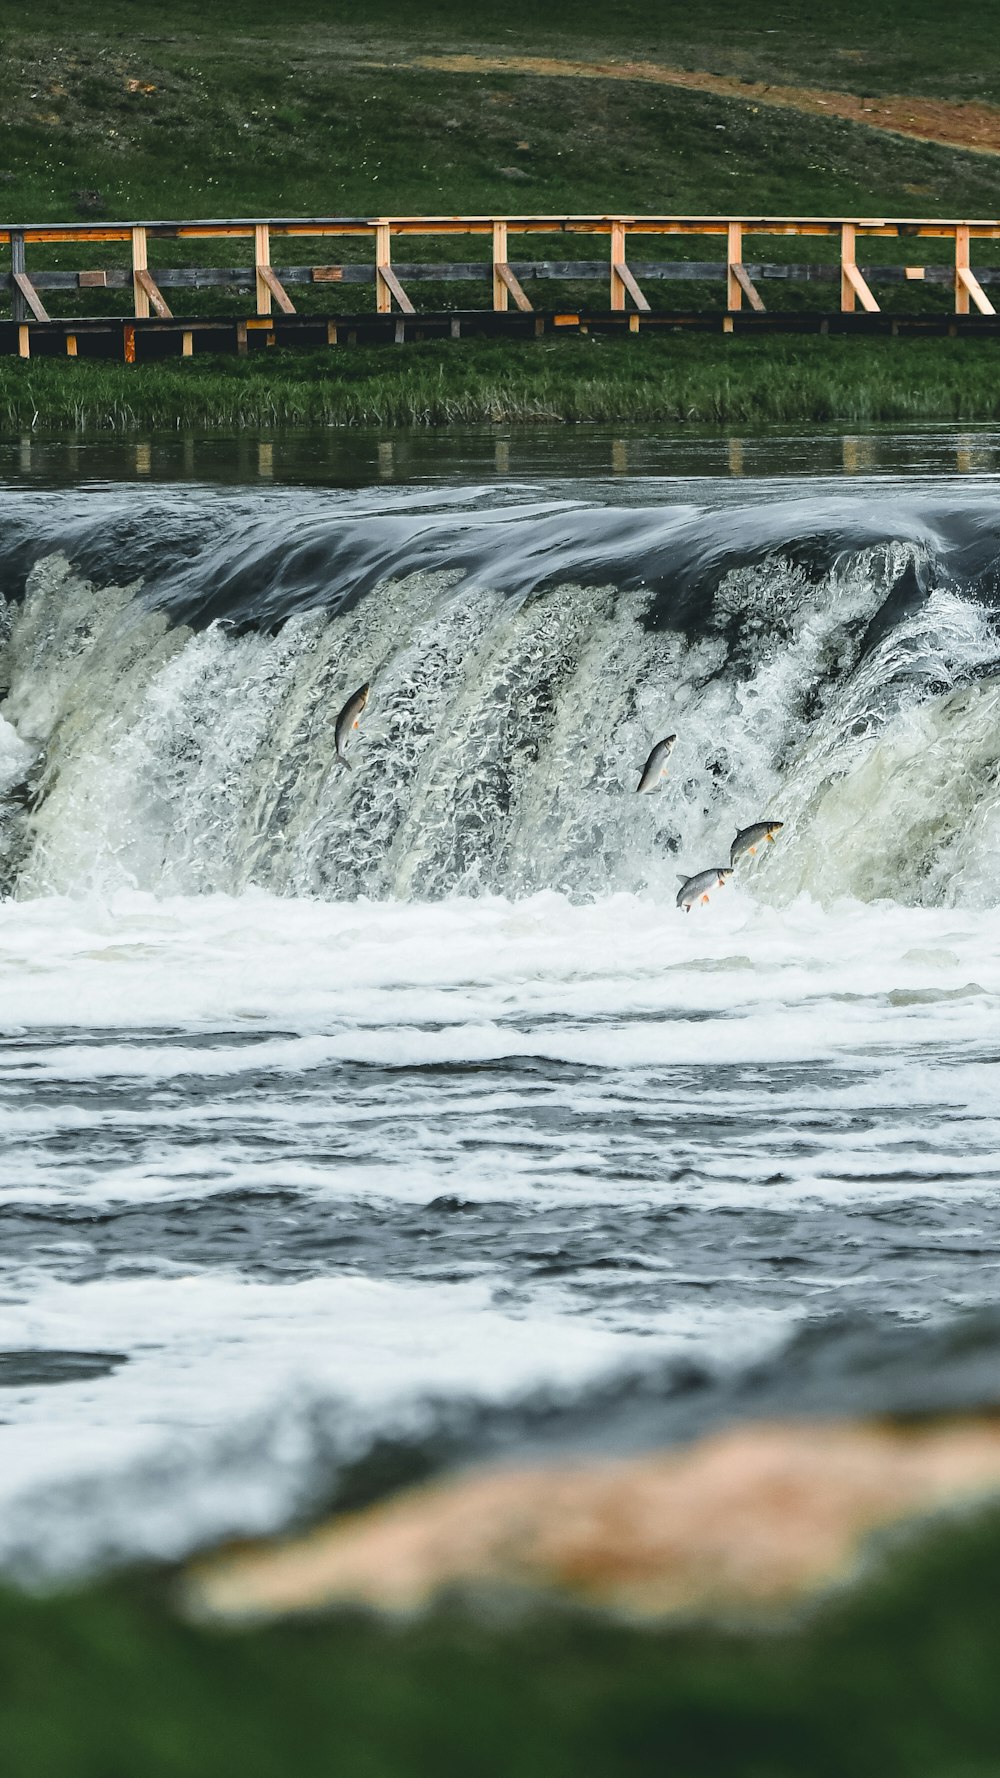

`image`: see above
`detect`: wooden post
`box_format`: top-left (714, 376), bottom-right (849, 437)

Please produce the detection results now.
top-left (236, 319), bottom-right (248, 356)
top-left (841, 223), bottom-right (856, 312)
top-left (492, 221), bottom-right (508, 311)
top-left (182, 329), bottom-right (194, 357)
top-left (840, 223), bottom-right (879, 313)
top-left (326, 321), bottom-right (338, 346)
top-left (727, 221), bottom-right (742, 311)
top-left (955, 225), bottom-right (970, 315)
top-left (610, 221), bottom-right (626, 311)
top-left (132, 226), bottom-right (150, 318)
top-left (10, 231), bottom-right (26, 323)
top-left (255, 223), bottom-right (272, 316)
top-left (375, 222), bottom-right (392, 314)
top-left (17, 324), bottom-right (29, 359)
top-left (123, 322), bottom-right (136, 364)
top-left (65, 333), bottom-right (78, 356)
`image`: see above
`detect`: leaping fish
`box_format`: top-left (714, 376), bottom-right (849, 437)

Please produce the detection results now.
top-left (334, 683), bottom-right (369, 770)
top-left (730, 821), bottom-right (784, 867)
top-left (676, 867), bottom-right (733, 912)
top-left (636, 735), bottom-right (676, 793)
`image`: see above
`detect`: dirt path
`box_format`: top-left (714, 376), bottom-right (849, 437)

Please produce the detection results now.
top-left (414, 53), bottom-right (1000, 160)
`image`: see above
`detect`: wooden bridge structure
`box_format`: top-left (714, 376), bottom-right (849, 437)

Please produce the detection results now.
top-left (3, 212), bottom-right (1000, 358)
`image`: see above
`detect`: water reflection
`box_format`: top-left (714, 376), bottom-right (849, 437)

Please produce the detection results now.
top-left (1, 423), bottom-right (1000, 489)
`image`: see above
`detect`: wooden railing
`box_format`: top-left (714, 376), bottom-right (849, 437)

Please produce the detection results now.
top-left (3, 213), bottom-right (1000, 355)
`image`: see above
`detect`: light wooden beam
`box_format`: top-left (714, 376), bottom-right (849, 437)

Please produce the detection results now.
top-left (957, 264), bottom-right (995, 315)
top-left (731, 263), bottom-right (765, 311)
top-left (495, 261), bottom-right (532, 312)
top-left (254, 223), bottom-right (273, 315)
top-left (840, 224), bottom-right (879, 312)
top-left (492, 221), bottom-right (508, 311)
top-left (11, 271), bottom-right (50, 322)
top-left (727, 221), bottom-right (743, 311)
top-left (375, 222), bottom-right (392, 314)
top-left (610, 221), bottom-right (626, 310)
top-left (257, 263), bottom-right (296, 314)
top-left (952, 225), bottom-right (995, 314)
top-left (135, 268), bottom-right (173, 319)
top-left (612, 261), bottom-right (651, 312)
top-left (372, 223), bottom-right (420, 315)
top-left (132, 226), bottom-right (151, 317)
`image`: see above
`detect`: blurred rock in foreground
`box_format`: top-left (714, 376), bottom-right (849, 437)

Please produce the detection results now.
top-left (187, 1415), bottom-right (1000, 1623)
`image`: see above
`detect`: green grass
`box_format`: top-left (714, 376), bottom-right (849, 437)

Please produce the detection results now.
top-left (5, 4), bottom-right (1000, 425)
top-left (6, 335), bottom-right (1000, 429)
top-left (5, 1505), bottom-right (1000, 1778)
top-left (3, 2), bottom-right (1000, 245)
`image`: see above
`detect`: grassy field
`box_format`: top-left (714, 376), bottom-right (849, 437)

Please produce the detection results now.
top-left (3, 3), bottom-right (1000, 251)
top-left (4, 2), bottom-right (1000, 421)
top-left (4, 335), bottom-right (1000, 430)
top-left (4, 1504), bottom-right (1000, 1778)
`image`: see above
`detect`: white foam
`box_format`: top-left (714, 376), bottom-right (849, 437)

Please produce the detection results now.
top-left (0, 1272), bottom-right (791, 1577)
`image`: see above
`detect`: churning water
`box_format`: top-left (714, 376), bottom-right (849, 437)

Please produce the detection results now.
top-left (2, 435), bottom-right (1000, 1579)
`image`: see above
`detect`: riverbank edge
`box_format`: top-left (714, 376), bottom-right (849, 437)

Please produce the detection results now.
top-left (3, 1497), bottom-right (1000, 1777)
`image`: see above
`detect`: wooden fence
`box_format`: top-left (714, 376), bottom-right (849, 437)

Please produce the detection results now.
top-left (3, 213), bottom-right (1000, 357)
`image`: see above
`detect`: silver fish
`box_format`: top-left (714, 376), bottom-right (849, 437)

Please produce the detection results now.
top-left (676, 867), bottom-right (733, 912)
top-left (636, 734), bottom-right (676, 793)
top-left (334, 682), bottom-right (369, 770)
top-left (730, 820), bottom-right (784, 867)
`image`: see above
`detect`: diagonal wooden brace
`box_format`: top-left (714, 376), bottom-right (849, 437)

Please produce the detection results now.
top-left (257, 263), bottom-right (296, 315)
top-left (495, 261), bottom-right (532, 312)
top-left (612, 261), bottom-right (651, 313)
top-left (12, 270), bottom-right (49, 322)
top-left (730, 263), bottom-right (765, 311)
top-left (135, 268), bottom-right (173, 319)
top-left (956, 265), bottom-right (996, 316)
top-left (377, 263), bottom-right (415, 315)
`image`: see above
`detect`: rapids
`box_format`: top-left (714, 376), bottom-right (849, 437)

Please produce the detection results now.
top-left (1, 449), bottom-right (1000, 1580)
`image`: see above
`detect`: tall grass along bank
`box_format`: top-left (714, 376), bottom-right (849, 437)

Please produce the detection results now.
top-left (3, 337), bottom-right (1000, 430)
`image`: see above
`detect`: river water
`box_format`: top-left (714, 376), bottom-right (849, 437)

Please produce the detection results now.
top-left (2, 424), bottom-right (1000, 1579)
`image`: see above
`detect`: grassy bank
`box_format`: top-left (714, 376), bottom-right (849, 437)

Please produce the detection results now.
top-left (5, 1506), bottom-right (1000, 1777)
top-left (4, 336), bottom-right (1000, 430)
top-left (4, 2), bottom-right (1000, 248)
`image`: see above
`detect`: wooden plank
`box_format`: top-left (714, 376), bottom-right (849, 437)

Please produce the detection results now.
top-left (612, 261), bottom-right (651, 312)
top-left (731, 263), bottom-right (765, 312)
top-left (957, 264), bottom-right (996, 316)
top-left (132, 226), bottom-right (150, 318)
top-left (610, 221), bottom-right (626, 311)
top-left (123, 321), bottom-right (136, 364)
top-left (78, 269), bottom-right (108, 288)
top-left (312, 266), bottom-right (345, 282)
top-left (495, 261), bottom-right (532, 312)
top-left (493, 221), bottom-right (508, 312)
top-left (326, 320), bottom-right (339, 345)
top-left (255, 223), bottom-right (272, 316)
top-left (375, 222), bottom-right (392, 314)
top-left (65, 333), bottom-right (78, 356)
top-left (843, 262), bottom-right (880, 312)
top-left (378, 262), bottom-right (416, 315)
top-left (257, 263), bottom-right (296, 314)
top-left (12, 271), bottom-right (50, 322)
top-left (135, 268), bottom-right (173, 319)
top-left (840, 226), bottom-right (879, 312)
top-left (17, 323), bottom-right (29, 359)
top-left (236, 319), bottom-right (248, 357)
top-left (727, 221), bottom-right (743, 311)
top-left (182, 329), bottom-right (194, 357)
